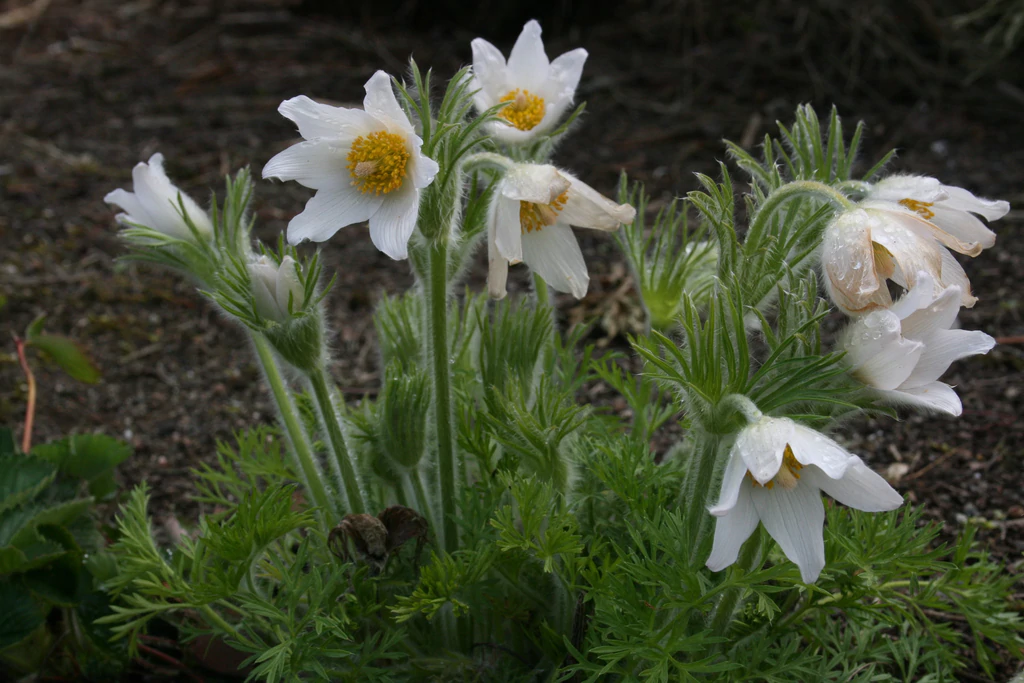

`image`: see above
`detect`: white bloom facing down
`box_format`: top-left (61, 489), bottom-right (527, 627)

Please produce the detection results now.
top-left (470, 19), bottom-right (588, 143)
top-left (487, 164), bottom-right (636, 299)
top-left (822, 177), bottom-right (1008, 314)
top-left (707, 416), bottom-right (903, 583)
top-left (248, 255), bottom-right (305, 324)
top-left (104, 153), bottom-right (213, 242)
top-left (262, 71), bottom-right (439, 260)
top-left (840, 272), bottom-right (995, 416)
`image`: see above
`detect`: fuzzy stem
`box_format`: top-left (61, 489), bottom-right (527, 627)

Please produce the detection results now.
top-left (748, 180), bottom-right (855, 240)
top-left (426, 241), bottom-right (459, 554)
top-left (308, 368), bottom-right (367, 515)
top-left (684, 434), bottom-right (721, 567)
top-left (250, 334), bottom-right (334, 526)
top-left (708, 531), bottom-right (764, 639)
top-left (14, 337), bottom-right (36, 453)
top-left (409, 468), bottom-right (435, 530)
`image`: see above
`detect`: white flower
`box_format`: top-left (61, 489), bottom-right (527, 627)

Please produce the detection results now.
top-left (470, 19), bottom-right (588, 143)
top-left (822, 177), bottom-right (1008, 314)
top-left (487, 164), bottom-right (636, 299)
top-left (262, 71), bottom-right (439, 260)
top-left (707, 416), bottom-right (903, 583)
top-left (104, 153), bottom-right (213, 241)
top-left (840, 272), bottom-right (995, 416)
top-left (248, 255), bottom-right (304, 324)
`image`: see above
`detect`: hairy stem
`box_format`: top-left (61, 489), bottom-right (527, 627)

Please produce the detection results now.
top-left (748, 179), bottom-right (855, 240)
top-left (684, 434), bottom-right (721, 567)
top-left (14, 337), bottom-right (36, 453)
top-left (709, 531), bottom-right (765, 640)
top-left (426, 240), bottom-right (459, 553)
top-left (308, 368), bottom-right (366, 515)
top-left (251, 334), bottom-right (334, 526)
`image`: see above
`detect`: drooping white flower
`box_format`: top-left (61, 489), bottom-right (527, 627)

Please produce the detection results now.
top-left (487, 163), bottom-right (636, 299)
top-left (248, 255), bottom-right (305, 324)
top-left (470, 20), bottom-right (588, 143)
top-left (262, 71), bottom-right (439, 260)
top-left (707, 416), bottom-right (903, 583)
top-left (840, 272), bottom-right (995, 416)
top-left (105, 153), bottom-right (213, 242)
top-left (821, 177), bottom-right (1008, 314)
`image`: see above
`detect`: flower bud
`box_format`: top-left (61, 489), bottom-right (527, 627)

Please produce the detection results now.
top-left (248, 255), bottom-right (304, 324)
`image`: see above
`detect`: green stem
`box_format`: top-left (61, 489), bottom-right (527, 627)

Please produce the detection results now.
top-left (709, 531), bottom-right (764, 640)
top-left (308, 368), bottom-right (367, 515)
top-left (684, 434), bottom-right (721, 567)
top-left (199, 605), bottom-right (246, 645)
top-left (251, 334), bottom-right (334, 526)
top-left (426, 241), bottom-right (459, 554)
top-left (532, 272), bottom-right (550, 307)
top-left (409, 468), bottom-right (434, 529)
top-left (462, 151), bottom-right (515, 173)
top-left (749, 179), bottom-right (855, 240)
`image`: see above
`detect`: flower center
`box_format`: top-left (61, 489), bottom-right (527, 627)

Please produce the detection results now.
top-left (749, 445), bottom-right (804, 490)
top-left (519, 191), bottom-right (569, 234)
top-left (498, 89), bottom-right (546, 131)
top-left (346, 131), bottom-right (410, 195)
top-left (898, 198), bottom-right (936, 220)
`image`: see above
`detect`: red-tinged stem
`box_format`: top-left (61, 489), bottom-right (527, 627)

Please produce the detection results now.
top-left (136, 643), bottom-right (204, 683)
top-left (14, 336), bottom-right (36, 453)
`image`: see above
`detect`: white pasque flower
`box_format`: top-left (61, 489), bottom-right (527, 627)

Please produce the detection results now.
top-left (248, 255), bottom-right (304, 324)
top-left (104, 153), bottom-right (213, 241)
top-left (262, 71), bottom-right (439, 260)
top-left (470, 19), bottom-right (588, 143)
top-left (822, 176), bottom-right (1008, 314)
top-left (487, 164), bottom-right (636, 299)
top-left (707, 416), bottom-right (903, 583)
top-left (840, 271), bottom-right (995, 416)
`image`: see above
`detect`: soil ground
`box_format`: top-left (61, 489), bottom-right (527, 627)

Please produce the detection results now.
top-left (1, 1), bottom-right (1022, 679)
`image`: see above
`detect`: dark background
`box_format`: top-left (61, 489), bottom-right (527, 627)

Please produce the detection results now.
top-left (1, 3), bottom-right (1022, 668)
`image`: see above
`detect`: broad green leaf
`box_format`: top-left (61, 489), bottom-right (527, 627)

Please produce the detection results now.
top-left (22, 553), bottom-right (90, 606)
top-left (27, 334), bottom-right (101, 384)
top-left (0, 581), bottom-right (45, 650)
top-left (0, 456), bottom-right (57, 516)
top-left (0, 429), bottom-right (14, 458)
top-left (33, 434), bottom-right (131, 499)
top-left (24, 314), bottom-right (46, 340)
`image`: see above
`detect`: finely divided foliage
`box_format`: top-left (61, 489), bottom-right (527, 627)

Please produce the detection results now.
top-left (75, 18), bottom-right (1022, 683)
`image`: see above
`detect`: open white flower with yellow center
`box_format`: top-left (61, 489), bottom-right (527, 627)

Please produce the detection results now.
top-left (707, 416), bottom-right (903, 583)
top-left (248, 255), bottom-right (304, 324)
top-left (487, 164), bottom-right (636, 299)
top-left (840, 272), bottom-right (995, 416)
top-left (105, 153), bottom-right (213, 242)
top-left (822, 178), bottom-right (1008, 315)
top-left (470, 20), bottom-right (588, 143)
top-left (262, 71), bottom-right (439, 260)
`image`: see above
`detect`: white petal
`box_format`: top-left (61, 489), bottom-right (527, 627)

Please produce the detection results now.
top-left (941, 184), bottom-right (1010, 221)
top-left (501, 164), bottom-right (569, 204)
top-left (843, 310), bottom-right (925, 391)
top-left (537, 47), bottom-right (587, 125)
top-left (865, 209), bottom-right (944, 292)
top-left (938, 248), bottom-right (977, 308)
top-left (786, 424), bottom-right (854, 480)
top-left (104, 188), bottom-right (149, 226)
top-left (493, 196), bottom-right (523, 262)
top-left (278, 95), bottom-right (376, 140)
top-left (250, 262), bottom-right (285, 322)
top-left (521, 222), bottom-right (589, 298)
top-left (470, 37), bottom-right (508, 101)
top-left (276, 256), bottom-right (304, 314)
top-left (750, 482), bottom-right (826, 583)
top-left (368, 185), bottom-right (419, 260)
top-left (559, 173), bottom-right (636, 231)
top-left (409, 144), bottom-right (439, 190)
top-left (802, 460), bottom-right (903, 512)
top-left (286, 185), bottom-right (382, 244)
top-left (733, 417), bottom-right (792, 486)
top-left (869, 175), bottom-right (944, 204)
top-left (887, 271), bottom-right (939, 320)
top-left (879, 382), bottom-right (963, 416)
top-left (929, 204), bottom-right (996, 255)
top-left (706, 485), bottom-right (759, 573)
top-left (506, 20), bottom-right (549, 92)
top-left (362, 71), bottom-right (413, 135)
top-left (899, 284), bottom-right (961, 342)
top-left (709, 450), bottom-right (749, 516)
top-left (822, 210), bottom-right (891, 314)
top-left (262, 140), bottom-right (349, 189)
top-left (902, 329), bottom-right (995, 388)
top-left (485, 119), bottom-right (548, 144)
top-left (132, 155), bottom-right (194, 240)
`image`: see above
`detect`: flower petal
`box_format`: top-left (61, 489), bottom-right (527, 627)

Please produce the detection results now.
top-left (276, 256), bottom-right (304, 314)
top-left (903, 329), bottom-right (995, 388)
top-left (869, 175), bottom-right (944, 204)
top-left (278, 95), bottom-right (376, 140)
top-left (843, 310), bottom-right (925, 391)
top-left (493, 195), bottom-right (523, 262)
top-left (368, 185), bottom-right (419, 260)
top-left (786, 424), bottom-right (854, 479)
top-left (409, 143), bottom-right (439, 190)
top-left (706, 485), bottom-right (759, 573)
top-left (802, 460), bottom-right (903, 512)
top-left (822, 210), bottom-right (891, 314)
top-left (262, 140), bottom-right (349, 190)
top-left (286, 185), bottom-right (382, 244)
top-left (880, 382), bottom-right (963, 416)
top-left (899, 283), bottom-right (961, 342)
top-left (501, 164), bottom-right (569, 204)
top-left (539, 47), bottom-right (587, 124)
top-left (560, 173), bottom-right (636, 231)
top-left (506, 20), bottom-right (549, 92)
top-left (733, 417), bottom-right (792, 485)
top-left (751, 482), bottom-right (826, 583)
top-left (929, 204), bottom-right (996, 255)
top-left (521, 222), bottom-right (589, 298)
top-left (887, 271), bottom-right (939, 320)
top-left (470, 37), bottom-right (508, 102)
top-left (709, 450), bottom-right (749, 516)
top-left (938, 248), bottom-right (977, 308)
top-left (363, 71), bottom-right (413, 135)
top-left (866, 209), bottom-right (944, 292)
top-left (132, 154), bottom-right (197, 239)
top-left (104, 188), bottom-right (148, 226)
top-left (941, 184), bottom-right (1010, 222)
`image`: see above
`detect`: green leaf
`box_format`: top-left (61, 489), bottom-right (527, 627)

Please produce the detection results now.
top-left (22, 552), bottom-right (91, 606)
top-left (24, 314), bottom-right (46, 340)
top-left (0, 429), bottom-right (14, 458)
top-left (0, 455), bottom-right (57, 516)
top-left (33, 434), bottom-right (131, 500)
top-left (0, 580), bottom-right (45, 650)
top-left (27, 334), bottom-right (101, 384)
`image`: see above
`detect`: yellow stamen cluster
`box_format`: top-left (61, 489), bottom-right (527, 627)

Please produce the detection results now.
top-left (749, 445), bottom-right (804, 491)
top-left (519, 191), bottom-right (569, 234)
top-left (498, 89), bottom-right (546, 131)
top-left (346, 131), bottom-right (410, 195)
top-left (898, 198), bottom-right (936, 220)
